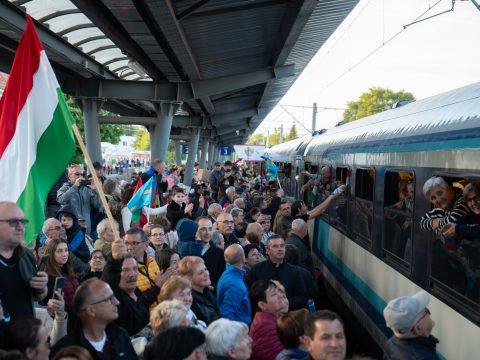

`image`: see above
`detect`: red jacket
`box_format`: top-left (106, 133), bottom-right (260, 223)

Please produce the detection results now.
top-left (249, 312), bottom-right (284, 360)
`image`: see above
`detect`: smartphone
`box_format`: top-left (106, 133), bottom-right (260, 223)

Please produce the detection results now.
top-left (53, 277), bottom-right (64, 299)
top-left (37, 255), bottom-right (49, 273)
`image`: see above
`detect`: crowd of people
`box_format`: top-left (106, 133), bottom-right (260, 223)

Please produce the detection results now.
top-left (0, 159), bottom-right (452, 360)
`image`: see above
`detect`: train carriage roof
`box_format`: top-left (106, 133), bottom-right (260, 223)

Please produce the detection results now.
top-left (304, 81), bottom-right (480, 160)
top-left (266, 134), bottom-right (313, 163)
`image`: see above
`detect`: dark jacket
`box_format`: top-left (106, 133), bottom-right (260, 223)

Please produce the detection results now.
top-left (167, 201), bottom-right (192, 230)
top-left (383, 335), bottom-right (441, 360)
top-left (286, 233), bottom-right (314, 274)
top-left (101, 257), bottom-right (151, 336)
top-left (202, 244), bottom-right (226, 289)
top-left (245, 260), bottom-right (308, 310)
top-left (191, 288), bottom-right (219, 325)
top-left (57, 204), bottom-right (90, 263)
top-left (209, 170), bottom-right (224, 194)
top-left (51, 322), bottom-right (138, 360)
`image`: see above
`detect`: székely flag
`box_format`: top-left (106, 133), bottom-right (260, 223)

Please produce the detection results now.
top-left (127, 175), bottom-right (157, 223)
top-left (0, 15), bottom-right (76, 245)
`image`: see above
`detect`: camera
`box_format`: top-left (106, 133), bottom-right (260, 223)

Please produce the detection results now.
top-left (80, 179), bottom-right (91, 187)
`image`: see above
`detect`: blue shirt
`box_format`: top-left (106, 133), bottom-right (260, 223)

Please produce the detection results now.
top-left (216, 264), bottom-right (251, 325)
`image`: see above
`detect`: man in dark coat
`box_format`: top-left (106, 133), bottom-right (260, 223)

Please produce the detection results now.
top-left (383, 290), bottom-right (441, 360)
top-left (196, 217), bottom-right (225, 289)
top-left (245, 235), bottom-right (307, 310)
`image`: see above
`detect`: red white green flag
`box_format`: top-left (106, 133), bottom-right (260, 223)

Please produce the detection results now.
top-left (0, 15), bottom-right (76, 245)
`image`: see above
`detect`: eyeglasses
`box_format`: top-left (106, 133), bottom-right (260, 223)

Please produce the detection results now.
top-left (91, 256), bottom-right (105, 261)
top-left (150, 233), bottom-right (166, 237)
top-left (72, 172), bottom-right (83, 176)
top-left (89, 294), bottom-right (116, 306)
top-left (465, 195), bottom-right (480, 204)
top-left (125, 241), bottom-right (144, 247)
top-left (49, 226), bottom-right (62, 231)
top-left (221, 220), bottom-right (234, 225)
top-left (260, 221), bottom-right (270, 224)
top-left (0, 218), bottom-right (29, 227)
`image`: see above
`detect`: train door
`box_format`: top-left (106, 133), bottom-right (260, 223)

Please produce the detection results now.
top-left (294, 156), bottom-right (302, 199)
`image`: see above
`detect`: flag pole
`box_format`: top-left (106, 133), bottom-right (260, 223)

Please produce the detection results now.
top-left (71, 123), bottom-right (121, 242)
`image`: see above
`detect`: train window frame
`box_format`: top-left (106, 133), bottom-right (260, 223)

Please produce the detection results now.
top-left (425, 172), bottom-right (480, 323)
top-left (353, 167), bottom-right (375, 247)
top-left (301, 163), bottom-right (321, 210)
top-left (327, 165), bottom-right (350, 234)
top-left (382, 170), bottom-right (415, 274)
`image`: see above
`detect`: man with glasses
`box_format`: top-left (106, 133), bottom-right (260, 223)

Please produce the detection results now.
top-left (57, 164), bottom-right (101, 235)
top-left (50, 278), bottom-right (138, 359)
top-left (0, 202), bottom-right (48, 323)
top-left (124, 228), bottom-right (165, 307)
top-left (216, 212), bottom-right (239, 247)
top-left (383, 290), bottom-right (440, 359)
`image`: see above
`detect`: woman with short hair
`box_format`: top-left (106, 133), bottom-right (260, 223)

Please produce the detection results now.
top-left (275, 309), bottom-right (309, 360)
top-left (150, 299), bottom-right (190, 336)
top-left (205, 318), bottom-right (252, 360)
top-left (178, 256), bottom-right (219, 325)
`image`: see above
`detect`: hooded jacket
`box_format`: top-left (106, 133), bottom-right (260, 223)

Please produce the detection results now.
top-left (176, 219), bottom-right (202, 258)
top-left (57, 204), bottom-right (90, 264)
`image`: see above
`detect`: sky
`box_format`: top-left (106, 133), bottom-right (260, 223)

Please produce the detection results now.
top-left (255, 0), bottom-right (480, 138)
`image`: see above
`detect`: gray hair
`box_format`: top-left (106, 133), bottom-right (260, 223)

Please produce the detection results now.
top-left (423, 176), bottom-right (448, 197)
top-left (205, 318), bottom-right (249, 356)
top-left (42, 218), bottom-right (59, 234)
top-left (231, 208), bottom-right (244, 218)
top-left (225, 204), bottom-right (237, 214)
top-left (150, 299), bottom-right (188, 336)
top-left (211, 230), bottom-right (224, 247)
top-left (233, 198), bottom-right (245, 208)
top-left (96, 218), bottom-right (119, 238)
top-left (226, 186), bottom-right (236, 196)
top-left (291, 218), bottom-right (306, 232)
top-left (208, 203), bottom-right (222, 217)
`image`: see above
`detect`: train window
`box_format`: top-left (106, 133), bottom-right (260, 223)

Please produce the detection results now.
top-left (328, 166), bottom-right (350, 231)
top-left (301, 164), bottom-right (324, 209)
top-left (353, 168), bottom-right (375, 244)
top-left (383, 171), bottom-right (414, 265)
top-left (421, 175), bottom-right (480, 309)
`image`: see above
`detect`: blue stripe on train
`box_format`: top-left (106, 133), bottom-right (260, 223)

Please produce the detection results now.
top-left (313, 220), bottom-right (447, 360)
top-left (313, 219), bottom-right (393, 339)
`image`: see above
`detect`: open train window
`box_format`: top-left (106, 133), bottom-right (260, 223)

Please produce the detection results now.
top-left (383, 171), bottom-right (414, 268)
top-left (328, 166), bottom-right (350, 232)
top-left (423, 174), bottom-right (480, 316)
top-left (353, 168), bottom-right (375, 245)
top-left (301, 164), bottom-right (323, 209)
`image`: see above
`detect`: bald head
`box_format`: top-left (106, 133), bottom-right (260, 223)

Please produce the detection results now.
top-left (224, 244), bottom-right (245, 267)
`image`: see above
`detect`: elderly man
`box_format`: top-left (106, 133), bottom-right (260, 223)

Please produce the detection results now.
top-left (286, 219), bottom-right (314, 274)
top-left (383, 290), bottom-right (440, 359)
top-left (101, 238), bottom-right (151, 336)
top-left (57, 164), bottom-right (101, 234)
top-left (219, 186), bottom-right (237, 208)
top-left (304, 310), bottom-right (347, 360)
top-left (94, 218), bottom-right (119, 257)
top-left (245, 235), bottom-right (307, 310)
top-left (216, 244), bottom-right (251, 325)
top-left (50, 278), bottom-right (138, 359)
top-left (196, 217), bottom-right (225, 289)
top-left (140, 158), bottom-right (168, 206)
top-left (208, 203), bottom-right (222, 224)
top-left (216, 212), bottom-right (239, 247)
top-left (0, 202), bottom-right (48, 321)
top-left (231, 208), bottom-right (245, 225)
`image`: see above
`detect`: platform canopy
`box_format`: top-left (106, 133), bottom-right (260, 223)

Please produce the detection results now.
top-left (0, 0), bottom-right (359, 144)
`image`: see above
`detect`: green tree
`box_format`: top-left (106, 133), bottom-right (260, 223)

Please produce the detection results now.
top-left (343, 87), bottom-right (415, 122)
top-left (66, 95), bottom-right (125, 163)
top-left (132, 126), bottom-right (150, 151)
top-left (268, 128), bottom-right (281, 147)
top-left (285, 124), bottom-right (299, 141)
top-left (247, 133), bottom-right (265, 145)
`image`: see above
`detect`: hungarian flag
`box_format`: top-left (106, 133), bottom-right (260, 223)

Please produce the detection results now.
top-left (0, 16), bottom-right (76, 245)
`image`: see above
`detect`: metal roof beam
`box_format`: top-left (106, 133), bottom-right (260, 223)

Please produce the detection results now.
top-left (98, 115), bottom-right (205, 128)
top-left (0, 1), bottom-right (118, 80)
top-left (62, 64), bottom-right (294, 100)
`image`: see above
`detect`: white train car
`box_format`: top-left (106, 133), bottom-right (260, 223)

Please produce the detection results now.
top-left (268, 81), bottom-right (480, 359)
